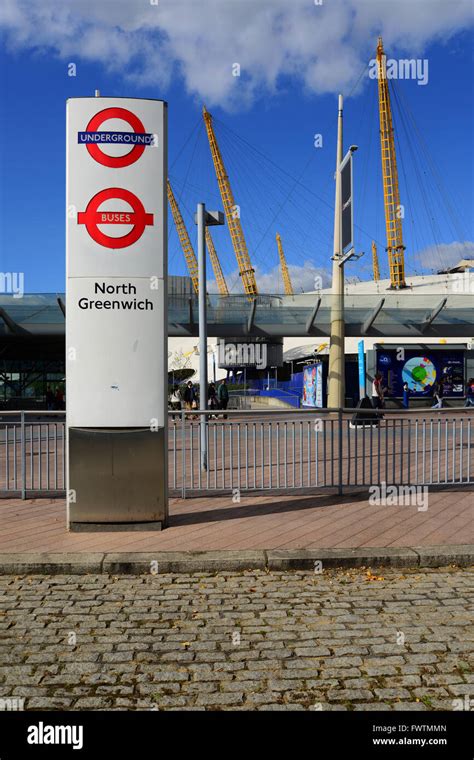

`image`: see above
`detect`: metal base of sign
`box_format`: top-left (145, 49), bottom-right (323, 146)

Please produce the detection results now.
top-left (69, 521), bottom-right (163, 532)
top-left (67, 427), bottom-right (167, 528)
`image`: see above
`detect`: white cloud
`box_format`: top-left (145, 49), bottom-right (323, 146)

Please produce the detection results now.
top-left (0, 0), bottom-right (473, 109)
top-left (206, 241), bottom-right (474, 292)
top-left (207, 261), bottom-right (330, 294)
top-left (414, 240), bottom-right (474, 271)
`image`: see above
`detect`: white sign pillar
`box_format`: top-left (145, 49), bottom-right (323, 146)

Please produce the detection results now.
top-left (66, 97), bottom-right (168, 529)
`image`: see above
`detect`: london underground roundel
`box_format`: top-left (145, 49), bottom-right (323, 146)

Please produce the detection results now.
top-left (77, 188), bottom-right (154, 249)
top-left (80, 107), bottom-right (154, 168)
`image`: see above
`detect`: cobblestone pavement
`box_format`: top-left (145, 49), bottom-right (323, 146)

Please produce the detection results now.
top-left (0, 568), bottom-right (472, 711)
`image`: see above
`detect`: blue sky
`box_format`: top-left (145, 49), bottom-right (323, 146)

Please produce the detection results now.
top-left (0, 0), bottom-right (473, 294)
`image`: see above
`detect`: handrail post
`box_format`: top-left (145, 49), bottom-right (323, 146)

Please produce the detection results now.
top-left (338, 407), bottom-right (343, 496)
top-left (20, 411), bottom-right (26, 500)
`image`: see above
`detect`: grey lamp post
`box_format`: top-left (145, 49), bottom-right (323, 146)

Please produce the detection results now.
top-left (195, 204), bottom-right (225, 470)
top-left (328, 94), bottom-right (361, 409)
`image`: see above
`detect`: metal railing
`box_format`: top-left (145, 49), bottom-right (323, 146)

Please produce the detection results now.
top-left (169, 407), bottom-right (473, 497)
top-left (0, 412), bottom-right (66, 498)
top-left (1, 408), bottom-right (472, 499)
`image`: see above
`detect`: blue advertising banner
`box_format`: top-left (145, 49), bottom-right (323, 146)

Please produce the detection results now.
top-left (315, 363), bottom-right (323, 408)
top-left (302, 363), bottom-right (323, 408)
top-left (358, 340), bottom-right (366, 399)
top-left (376, 349), bottom-right (465, 397)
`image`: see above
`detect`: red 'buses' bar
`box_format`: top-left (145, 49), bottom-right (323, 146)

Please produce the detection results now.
top-left (77, 212), bottom-right (154, 224)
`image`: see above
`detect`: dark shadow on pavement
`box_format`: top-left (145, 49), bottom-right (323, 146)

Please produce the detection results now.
top-left (169, 490), bottom-right (371, 527)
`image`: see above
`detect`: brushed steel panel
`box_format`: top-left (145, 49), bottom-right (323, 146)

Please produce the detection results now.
top-left (68, 427), bottom-right (167, 524)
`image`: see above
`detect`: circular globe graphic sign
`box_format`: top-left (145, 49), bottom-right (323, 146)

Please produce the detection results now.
top-left (402, 356), bottom-right (437, 393)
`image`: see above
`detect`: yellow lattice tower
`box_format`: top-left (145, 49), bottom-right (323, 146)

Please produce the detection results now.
top-left (376, 37), bottom-right (407, 288)
top-left (372, 240), bottom-right (380, 281)
top-left (167, 179), bottom-right (199, 294)
top-left (202, 107), bottom-right (258, 296)
top-left (205, 228), bottom-right (229, 296)
top-left (275, 233), bottom-right (294, 295)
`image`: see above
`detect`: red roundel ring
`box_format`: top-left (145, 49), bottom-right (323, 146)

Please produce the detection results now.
top-left (85, 107), bottom-right (147, 168)
top-left (77, 188), bottom-right (154, 249)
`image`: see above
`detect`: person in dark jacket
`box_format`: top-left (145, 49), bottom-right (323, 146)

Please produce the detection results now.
top-left (402, 381), bottom-right (410, 409)
top-left (45, 386), bottom-right (55, 411)
top-left (183, 381), bottom-right (196, 411)
top-left (55, 386), bottom-right (64, 410)
top-left (217, 379), bottom-right (229, 418)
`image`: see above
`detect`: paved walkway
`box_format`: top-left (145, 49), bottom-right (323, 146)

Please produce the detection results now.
top-left (0, 489), bottom-right (472, 553)
top-left (1, 568), bottom-right (472, 710)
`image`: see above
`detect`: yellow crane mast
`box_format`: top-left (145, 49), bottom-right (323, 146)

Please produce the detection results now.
top-left (168, 179), bottom-right (230, 297)
top-left (202, 106), bottom-right (259, 296)
top-left (275, 232), bottom-right (294, 295)
top-left (205, 228), bottom-right (229, 296)
top-left (167, 179), bottom-right (199, 294)
top-left (372, 240), bottom-right (380, 282)
top-left (376, 37), bottom-right (407, 289)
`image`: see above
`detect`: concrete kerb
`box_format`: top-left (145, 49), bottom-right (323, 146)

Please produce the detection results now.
top-left (0, 546), bottom-right (472, 575)
top-left (102, 551), bottom-right (267, 574)
top-left (0, 553), bottom-right (105, 575)
top-left (266, 547), bottom-right (419, 570)
top-left (412, 544), bottom-right (474, 567)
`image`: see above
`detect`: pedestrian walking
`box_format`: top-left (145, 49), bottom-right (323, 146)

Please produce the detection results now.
top-left (170, 385), bottom-right (181, 409)
top-left (55, 386), bottom-right (64, 410)
top-left (402, 381), bottom-right (410, 409)
top-left (169, 385), bottom-right (182, 422)
top-left (464, 378), bottom-right (474, 407)
top-left (431, 379), bottom-right (444, 409)
top-left (45, 386), bottom-right (55, 411)
top-left (371, 373), bottom-right (384, 410)
top-left (217, 378), bottom-right (229, 418)
top-left (208, 382), bottom-right (218, 417)
top-left (183, 381), bottom-right (197, 418)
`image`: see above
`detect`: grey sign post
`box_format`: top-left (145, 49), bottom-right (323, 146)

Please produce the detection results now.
top-left (66, 96), bottom-right (168, 530)
top-left (340, 148), bottom-right (354, 255)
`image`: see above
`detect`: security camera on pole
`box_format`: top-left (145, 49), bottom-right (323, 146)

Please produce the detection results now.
top-left (327, 94), bottom-right (362, 409)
